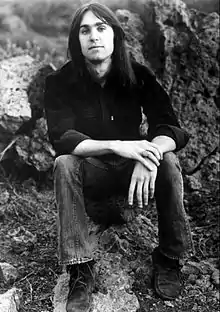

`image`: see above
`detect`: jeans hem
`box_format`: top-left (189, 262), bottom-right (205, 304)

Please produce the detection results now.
top-left (159, 247), bottom-right (195, 261)
top-left (59, 257), bottom-right (94, 266)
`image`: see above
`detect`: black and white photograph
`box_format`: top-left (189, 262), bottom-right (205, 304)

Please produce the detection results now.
top-left (0, 0), bottom-right (219, 311)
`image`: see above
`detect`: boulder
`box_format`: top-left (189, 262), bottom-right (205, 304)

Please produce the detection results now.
top-left (143, 1), bottom-right (219, 185)
top-left (117, 1), bottom-right (219, 187)
top-left (15, 118), bottom-right (55, 172)
top-left (53, 215), bottom-right (157, 311)
top-left (0, 263), bottom-right (18, 285)
top-left (0, 55), bottom-right (33, 145)
top-left (0, 288), bottom-right (22, 312)
top-left (0, 55), bottom-right (55, 171)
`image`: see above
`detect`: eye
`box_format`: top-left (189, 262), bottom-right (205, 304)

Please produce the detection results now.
top-left (97, 25), bottom-right (106, 32)
top-left (80, 28), bottom-right (89, 35)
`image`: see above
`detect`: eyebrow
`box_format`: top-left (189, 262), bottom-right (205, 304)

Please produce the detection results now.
top-left (80, 22), bottom-right (106, 29)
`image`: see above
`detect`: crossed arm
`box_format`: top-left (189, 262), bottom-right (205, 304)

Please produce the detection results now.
top-left (73, 135), bottom-right (176, 208)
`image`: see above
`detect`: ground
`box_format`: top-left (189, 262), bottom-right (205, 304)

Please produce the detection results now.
top-left (0, 166), bottom-right (219, 312)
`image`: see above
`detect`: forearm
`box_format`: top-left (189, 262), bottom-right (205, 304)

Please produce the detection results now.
top-left (72, 139), bottom-right (116, 157)
top-left (151, 135), bottom-right (176, 156)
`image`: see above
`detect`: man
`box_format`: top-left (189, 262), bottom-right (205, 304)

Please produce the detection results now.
top-left (44, 3), bottom-right (194, 311)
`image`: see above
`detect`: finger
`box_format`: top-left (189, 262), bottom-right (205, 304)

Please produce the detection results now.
top-left (150, 143), bottom-right (163, 160)
top-left (142, 150), bottom-right (160, 166)
top-left (141, 141), bottom-right (161, 160)
top-left (143, 179), bottom-right (149, 206)
top-left (135, 154), bottom-right (154, 171)
top-left (136, 180), bottom-right (144, 208)
top-left (128, 179), bottom-right (136, 206)
top-left (147, 145), bottom-right (161, 161)
top-left (149, 174), bottom-right (157, 199)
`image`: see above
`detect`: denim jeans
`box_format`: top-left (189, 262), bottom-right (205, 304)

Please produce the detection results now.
top-left (54, 152), bottom-right (194, 265)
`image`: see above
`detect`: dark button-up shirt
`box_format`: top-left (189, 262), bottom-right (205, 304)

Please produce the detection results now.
top-left (44, 60), bottom-right (189, 156)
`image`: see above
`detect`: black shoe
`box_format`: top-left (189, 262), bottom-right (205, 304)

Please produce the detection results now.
top-left (152, 248), bottom-right (181, 300)
top-left (66, 261), bottom-right (95, 312)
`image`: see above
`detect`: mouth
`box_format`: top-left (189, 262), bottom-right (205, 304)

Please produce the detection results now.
top-left (89, 46), bottom-right (103, 50)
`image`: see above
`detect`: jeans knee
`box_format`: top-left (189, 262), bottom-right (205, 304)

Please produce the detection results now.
top-left (161, 152), bottom-right (182, 173)
top-left (156, 152), bottom-right (183, 190)
top-left (54, 154), bottom-right (82, 174)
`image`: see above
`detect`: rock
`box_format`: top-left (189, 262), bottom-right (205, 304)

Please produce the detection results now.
top-left (188, 274), bottom-right (197, 284)
top-left (182, 260), bottom-right (218, 276)
top-left (116, 9), bottom-right (148, 66)
top-left (53, 253), bottom-right (139, 312)
top-left (211, 269), bottom-right (220, 287)
top-left (1, 15), bottom-right (27, 33)
top-left (8, 226), bottom-right (37, 254)
top-left (0, 263), bottom-right (18, 285)
top-left (0, 288), bottom-right (22, 312)
top-left (199, 260), bottom-right (218, 274)
top-left (92, 252), bottom-right (139, 312)
top-left (53, 273), bottom-right (69, 312)
top-left (192, 303), bottom-right (199, 311)
top-left (120, 0), bottom-right (220, 188)
top-left (213, 290), bottom-right (220, 301)
top-left (164, 301), bottom-right (175, 308)
top-left (181, 261), bottom-right (202, 275)
top-left (185, 175), bottom-right (202, 191)
top-left (195, 275), bottom-right (212, 290)
top-left (0, 190), bottom-right (10, 205)
top-left (15, 118), bottom-right (55, 171)
top-left (0, 55), bottom-right (33, 143)
top-left (0, 55), bottom-right (55, 171)
top-left (53, 214), bottom-right (157, 311)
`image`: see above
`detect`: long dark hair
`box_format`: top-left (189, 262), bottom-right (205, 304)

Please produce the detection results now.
top-left (68, 2), bottom-right (136, 85)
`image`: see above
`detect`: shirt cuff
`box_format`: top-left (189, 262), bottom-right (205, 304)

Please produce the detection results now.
top-left (54, 130), bottom-right (91, 155)
top-left (152, 124), bottom-right (190, 151)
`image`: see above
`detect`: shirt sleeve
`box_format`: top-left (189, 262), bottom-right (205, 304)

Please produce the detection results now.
top-left (44, 74), bottom-right (91, 155)
top-left (140, 67), bottom-right (189, 151)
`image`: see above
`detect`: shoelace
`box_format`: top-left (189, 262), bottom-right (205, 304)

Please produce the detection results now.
top-left (69, 263), bottom-right (95, 294)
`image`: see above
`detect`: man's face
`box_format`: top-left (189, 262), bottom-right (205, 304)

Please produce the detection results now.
top-left (79, 10), bottom-right (114, 63)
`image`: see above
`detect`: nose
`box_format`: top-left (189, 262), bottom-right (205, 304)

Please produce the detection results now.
top-left (89, 28), bottom-right (99, 41)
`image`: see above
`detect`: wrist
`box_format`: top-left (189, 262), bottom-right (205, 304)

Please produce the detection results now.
top-left (108, 140), bottom-right (121, 153)
top-left (151, 136), bottom-right (176, 158)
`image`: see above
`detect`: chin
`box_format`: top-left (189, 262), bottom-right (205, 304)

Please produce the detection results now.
top-left (88, 58), bottom-right (105, 65)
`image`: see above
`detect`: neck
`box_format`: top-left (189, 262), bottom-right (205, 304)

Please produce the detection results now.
top-left (85, 56), bottom-right (112, 84)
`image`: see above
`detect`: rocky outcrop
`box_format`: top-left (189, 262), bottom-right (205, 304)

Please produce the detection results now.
top-left (1, 0), bottom-right (218, 188)
top-left (117, 0), bottom-right (219, 187)
top-left (0, 55), bottom-right (55, 172)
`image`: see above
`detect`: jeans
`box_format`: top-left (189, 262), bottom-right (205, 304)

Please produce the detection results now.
top-left (54, 152), bottom-right (194, 265)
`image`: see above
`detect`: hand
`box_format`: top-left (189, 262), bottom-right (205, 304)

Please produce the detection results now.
top-left (112, 140), bottom-right (162, 171)
top-left (128, 159), bottom-right (158, 208)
